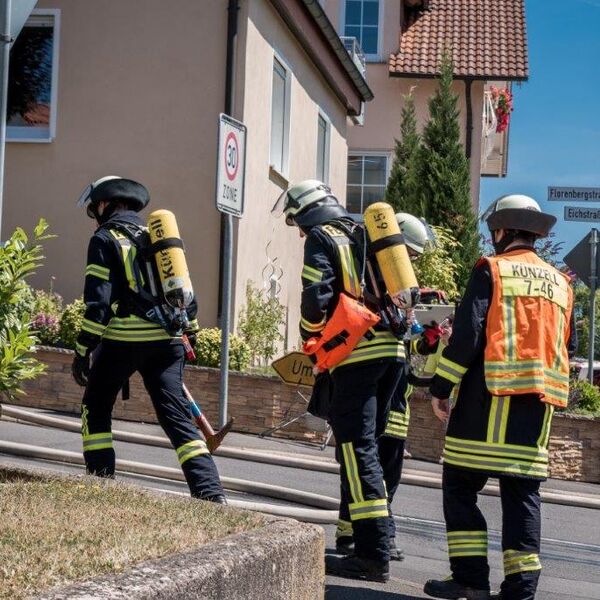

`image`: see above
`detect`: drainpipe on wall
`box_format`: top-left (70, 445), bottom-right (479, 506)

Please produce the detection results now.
top-left (218, 0), bottom-right (240, 320)
top-left (464, 77), bottom-right (473, 160)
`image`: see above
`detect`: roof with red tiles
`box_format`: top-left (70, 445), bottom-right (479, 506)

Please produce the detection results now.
top-left (390, 0), bottom-right (529, 80)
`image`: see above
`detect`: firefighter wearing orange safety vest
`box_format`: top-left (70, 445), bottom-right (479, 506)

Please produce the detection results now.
top-left (424, 195), bottom-right (576, 600)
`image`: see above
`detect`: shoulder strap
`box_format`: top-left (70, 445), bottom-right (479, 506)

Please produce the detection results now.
top-left (317, 223), bottom-right (363, 298)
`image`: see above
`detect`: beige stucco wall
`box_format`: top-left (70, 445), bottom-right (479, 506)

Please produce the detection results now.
top-left (232, 0), bottom-right (350, 349)
top-left (323, 0), bottom-right (485, 210)
top-left (3, 0), bottom-right (228, 326)
top-left (347, 66), bottom-right (484, 208)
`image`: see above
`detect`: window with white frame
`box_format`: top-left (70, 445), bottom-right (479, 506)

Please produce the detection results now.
top-left (7, 10), bottom-right (60, 142)
top-left (270, 56), bottom-right (291, 175)
top-left (342, 0), bottom-right (381, 59)
top-left (346, 153), bottom-right (389, 214)
top-left (316, 112), bottom-right (330, 183)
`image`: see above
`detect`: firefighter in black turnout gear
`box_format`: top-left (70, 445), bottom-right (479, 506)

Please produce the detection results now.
top-left (335, 212), bottom-right (443, 562)
top-left (424, 195), bottom-right (576, 600)
top-left (72, 176), bottom-right (225, 502)
top-left (273, 180), bottom-right (405, 583)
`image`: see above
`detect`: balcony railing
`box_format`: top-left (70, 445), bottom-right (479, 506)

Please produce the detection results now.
top-left (340, 36), bottom-right (367, 74)
top-left (340, 36), bottom-right (366, 126)
top-left (481, 90), bottom-right (498, 164)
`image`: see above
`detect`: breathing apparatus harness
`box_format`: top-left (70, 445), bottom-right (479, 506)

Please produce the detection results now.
top-left (100, 219), bottom-right (190, 337)
top-left (330, 218), bottom-right (407, 339)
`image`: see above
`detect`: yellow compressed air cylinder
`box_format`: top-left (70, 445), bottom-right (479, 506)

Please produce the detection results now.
top-left (364, 202), bottom-right (419, 309)
top-left (147, 209), bottom-right (194, 308)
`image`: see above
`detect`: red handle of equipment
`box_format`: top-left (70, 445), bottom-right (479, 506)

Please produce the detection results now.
top-left (182, 334), bottom-right (196, 361)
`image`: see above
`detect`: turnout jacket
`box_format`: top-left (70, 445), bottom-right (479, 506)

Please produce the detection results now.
top-left (300, 219), bottom-right (404, 368)
top-left (430, 247), bottom-right (576, 480)
top-left (76, 211), bottom-right (199, 356)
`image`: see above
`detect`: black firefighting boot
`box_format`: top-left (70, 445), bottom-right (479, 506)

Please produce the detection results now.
top-left (204, 494), bottom-right (228, 505)
top-left (424, 577), bottom-right (491, 599)
top-left (389, 537), bottom-right (405, 561)
top-left (325, 554), bottom-right (389, 583)
top-left (335, 536), bottom-right (354, 555)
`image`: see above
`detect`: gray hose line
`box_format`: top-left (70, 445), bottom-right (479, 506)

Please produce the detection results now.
top-left (1, 405), bottom-right (339, 474)
top-left (2, 406), bottom-right (599, 510)
top-left (0, 440), bottom-right (339, 510)
top-left (0, 440), bottom-right (338, 523)
top-left (157, 488), bottom-right (337, 524)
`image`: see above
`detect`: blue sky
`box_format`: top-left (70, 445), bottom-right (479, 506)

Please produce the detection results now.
top-left (479, 0), bottom-right (600, 256)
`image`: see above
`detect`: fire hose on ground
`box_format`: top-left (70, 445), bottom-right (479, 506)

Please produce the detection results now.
top-left (1, 405), bottom-right (599, 512)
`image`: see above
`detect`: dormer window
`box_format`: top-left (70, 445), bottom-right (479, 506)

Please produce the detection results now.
top-left (342, 0), bottom-right (382, 61)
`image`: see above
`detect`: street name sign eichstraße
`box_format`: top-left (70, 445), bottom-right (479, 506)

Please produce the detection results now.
top-left (216, 113), bottom-right (246, 217)
top-left (563, 206), bottom-right (600, 223)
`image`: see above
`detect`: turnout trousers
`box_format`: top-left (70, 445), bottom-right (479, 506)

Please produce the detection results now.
top-left (337, 368), bottom-right (410, 545)
top-left (331, 360), bottom-right (403, 562)
top-left (443, 464), bottom-right (542, 600)
top-left (81, 340), bottom-right (224, 499)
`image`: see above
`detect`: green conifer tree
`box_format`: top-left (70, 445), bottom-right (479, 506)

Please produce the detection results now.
top-left (385, 90), bottom-right (422, 214)
top-left (419, 51), bottom-right (479, 289)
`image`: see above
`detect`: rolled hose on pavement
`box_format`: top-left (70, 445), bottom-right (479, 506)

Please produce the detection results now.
top-left (0, 440), bottom-right (338, 523)
top-left (1, 405), bottom-right (339, 474)
top-left (2, 405), bottom-right (599, 511)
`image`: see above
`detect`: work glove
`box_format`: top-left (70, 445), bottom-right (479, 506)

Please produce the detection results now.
top-left (72, 348), bottom-right (91, 387)
top-left (186, 332), bottom-right (197, 349)
top-left (422, 321), bottom-right (444, 349)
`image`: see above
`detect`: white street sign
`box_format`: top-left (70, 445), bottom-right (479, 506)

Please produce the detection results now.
top-left (548, 186), bottom-right (600, 202)
top-left (216, 113), bottom-right (246, 217)
top-left (564, 206), bottom-right (600, 222)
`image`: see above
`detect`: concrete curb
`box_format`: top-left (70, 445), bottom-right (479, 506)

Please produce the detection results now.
top-left (38, 519), bottom-right (325, 600)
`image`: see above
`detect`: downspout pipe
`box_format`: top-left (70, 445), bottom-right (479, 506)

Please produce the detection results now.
top-left (218, 0), bottom-right (240, 319)
top-left (465, 77), bottom-right (473, 160)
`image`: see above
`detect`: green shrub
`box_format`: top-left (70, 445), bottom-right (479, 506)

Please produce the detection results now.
top-left (193, 328), bottom-right (250, 371)
top-left (29, 289), bottom-right (64, 346)
top-left (412, 225), bottom-right (460, 299)
top-left (568, 380), bottom-right (600, 416)
top-left (58, 299), bottom-right (85, 349)
top-left (32, 288), bottom-right (63, 317)
top-left (0, 219), bottom-right (53, 397)
top-left (237, 283), bottom-right (285, 365)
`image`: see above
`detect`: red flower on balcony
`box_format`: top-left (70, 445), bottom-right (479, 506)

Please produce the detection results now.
top-left (490, 86), bottom-right (513, 133)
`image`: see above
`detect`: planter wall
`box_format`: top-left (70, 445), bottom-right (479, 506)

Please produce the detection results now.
top-left (13, 348), bottom-right (600, 484)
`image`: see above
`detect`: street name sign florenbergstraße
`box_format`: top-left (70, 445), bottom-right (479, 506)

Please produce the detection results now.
top-left (564, 206), bottom-right (600, 223)
top-left (215, 113), bottom-right (246, 217)
top-left (564, 231), bottom-right (598, 287)
top-left (548, 186), bottom-right (600, 202)
top-left (272, 352), bottom-right (316, 387)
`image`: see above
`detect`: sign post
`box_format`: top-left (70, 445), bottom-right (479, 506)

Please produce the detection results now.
top-left (215, 113), bottom-right (246, 427)
top-left (590, 230), bottom-right (598, 384)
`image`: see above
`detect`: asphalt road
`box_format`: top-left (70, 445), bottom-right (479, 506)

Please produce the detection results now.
top-left (1, 410), bottom-right (599, 599)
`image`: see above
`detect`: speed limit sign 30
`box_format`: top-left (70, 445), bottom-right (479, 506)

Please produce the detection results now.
top-left (216, 114), bottom-right (247, 217)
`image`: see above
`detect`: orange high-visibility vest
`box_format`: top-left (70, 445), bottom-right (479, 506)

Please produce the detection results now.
top-left (484, 249), bottom-right (573, 408)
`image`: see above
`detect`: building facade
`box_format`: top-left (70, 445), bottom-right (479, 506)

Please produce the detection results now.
top-left (320, 0), bottom-right (529, 214)
top-left (2, 0), bottom-right (371, 346)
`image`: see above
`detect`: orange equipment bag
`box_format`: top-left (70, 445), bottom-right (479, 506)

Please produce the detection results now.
top-left (303, 293), bottom-right (380, 371)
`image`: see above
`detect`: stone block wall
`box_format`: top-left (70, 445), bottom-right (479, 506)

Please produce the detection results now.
top-left (15, 348), bottom-right (326, 444)
top-left (10, 348), bottom-right (600, 483)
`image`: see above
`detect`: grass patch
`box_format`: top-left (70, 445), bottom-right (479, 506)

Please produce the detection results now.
top-left (0, 469), bottom-right (265, 599)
